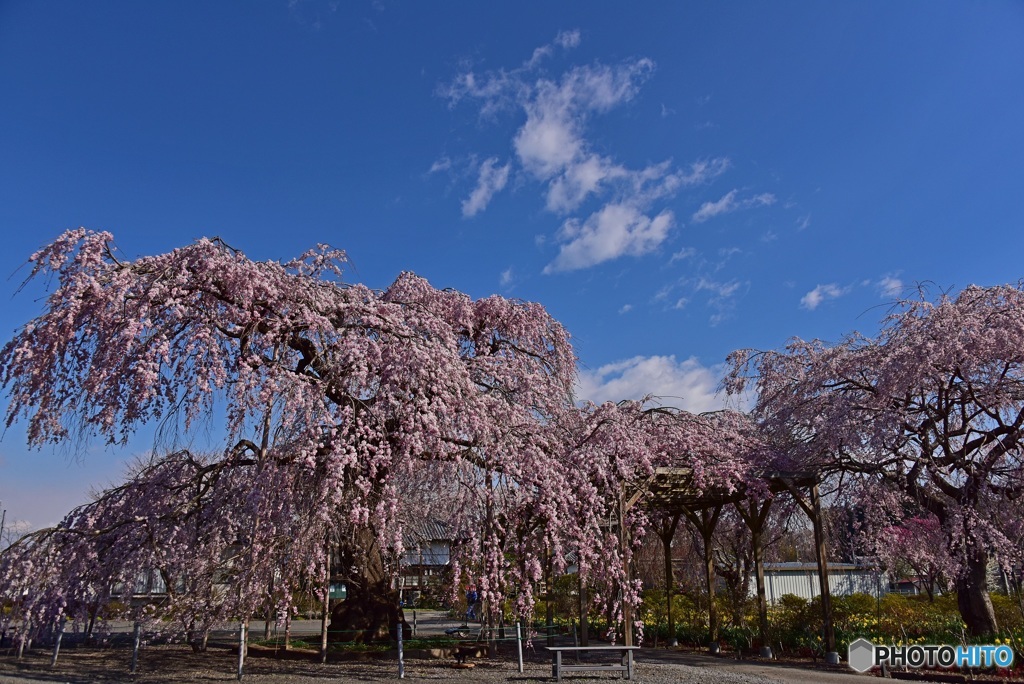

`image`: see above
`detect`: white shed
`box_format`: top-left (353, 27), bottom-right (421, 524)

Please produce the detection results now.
top-left (754, 562), bottom-right (882, 603)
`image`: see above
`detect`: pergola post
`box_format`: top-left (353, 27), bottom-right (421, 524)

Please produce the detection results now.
top-left (778, 475), bottom-right (838, 664)
top-left (682, 504), bottom-right (723, 649)
top-left (736, 497), bottom-right (774, 658)
top-left (657, 513), bottom-right (682, 646)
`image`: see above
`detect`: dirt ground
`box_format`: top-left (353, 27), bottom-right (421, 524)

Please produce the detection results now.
top-left (0, 613), bottom-right (984, 684)
top-left (0, 641), bottom-right (915, 684)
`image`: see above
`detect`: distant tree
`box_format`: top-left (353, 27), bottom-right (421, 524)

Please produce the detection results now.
top-left (728, 284), bottom-right (1024, 635)
top-left (876, 514), bottom-right (954, 601)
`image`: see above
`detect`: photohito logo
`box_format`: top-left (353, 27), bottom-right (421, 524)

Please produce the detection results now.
top-left (847, 638), bottom-right (1014, 673)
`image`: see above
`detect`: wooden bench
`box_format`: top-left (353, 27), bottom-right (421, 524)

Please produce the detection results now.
top-left (546, 645), bottom-right (640, 682)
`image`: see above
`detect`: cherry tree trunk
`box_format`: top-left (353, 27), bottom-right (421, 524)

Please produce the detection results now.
top-left (327, 532), bottom-right (409, 643)
top-left (328, 579), bottom-right (408, 643)
top-left (956, 546), bottom-right (998, 636)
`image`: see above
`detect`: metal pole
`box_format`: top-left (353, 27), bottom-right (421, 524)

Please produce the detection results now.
top-left (573, 621), bottom-right (580, 663)
top-left (17, 620), bottom-right (29, 659)
top-left (50, 617), bottom-right (64, 667)
top-left (397, 622), bottom-right (405, 679)
top-left (236, 620), bottom-right (246, 681)
top-left (130, 621), bottom-right (141, 673)
top-left (319, 581), bottom-right (329, 664)
top-left (516, 622), bottom-right (524, 673)
top-left (320, 541), bottom-right (330, 663)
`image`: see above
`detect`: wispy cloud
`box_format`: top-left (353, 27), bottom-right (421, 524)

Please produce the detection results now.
top-left (697, 277), bottom-right (744, 324)
top-left (618, 304), bottom-right (633, 314)
top-left (428, 156), bottom-right (452, 174)
top-left (796, 214), bottom-right (812, 230)
top-left (575, 355), bottom-right (732, 413)
top-left (657, 274), bottom-right (747, 325)
top-left (442, 32), bottom-right (735, 273)
top-left (692, 189), bottom-right (776, 223)
top-left (554, 29), bottom-right (581, 49)
top-left (800, 283), bottom-right (849, 310)
top-left (696, 277), bottom-right (742, 299)
top-left (500, 267), bottom-right (514, 287)
top-left (877, 275), bottom-right (903, 297)
top-left (524, 29), bottom-right (581, 69)
top-left (669, 247), bottom-right (696, 264)
top-left (462, 157), bottom-right (510, 217)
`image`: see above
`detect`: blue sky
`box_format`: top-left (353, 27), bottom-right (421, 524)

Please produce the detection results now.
top-left (2, 1), bottom-right (1023, 532)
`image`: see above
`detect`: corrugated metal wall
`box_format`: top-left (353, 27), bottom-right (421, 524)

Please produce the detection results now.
top-left (757, 567), bottom-right (883, 603)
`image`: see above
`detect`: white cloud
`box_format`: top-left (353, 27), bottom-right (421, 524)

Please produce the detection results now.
top-left (575, 355), bottom-right (732, 413)
top-left (696, 277), bottom-right (742, 299)
top-left (513, 60), bottom-right (653, 184)
top-left (656, 276), bottom-right (745, 325)
top-left (796, 214), bottom-right (812, 230)
top-left (692, 189), bottom-right (776, 223)
top-left (428, 156), bottom-right (452, 174)
top-left (543, 205), bottom-right (674, 273)
top-left (443, 40), bottom-right (732, 270)
top-left (877, 275), bottom-right (903, 297)
top-left (555, 29), bottom-right (581, 49)
top-left (692, 190), bottom-right (738, 223)
top-left (545, 154), bottom-right (626, 212)
top-left (461, 157), bottom-right (510, 217)
top-left (678, 158), bottom-right (731, 186)
top-left (618, 304), bottom-right (633, 314)
top-left (669, 247), bottom-right (696, 264)
top-left (500, 267), bottom-right (514, 287)
top-left (800, 283), bottom-right (849, 310)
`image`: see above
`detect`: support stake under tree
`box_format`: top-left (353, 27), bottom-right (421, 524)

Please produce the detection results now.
top-left (320, 574), bottom-right (330, 664)
top-left (50, 616), bottom-right (64, 667)
top-left (130, 621), bottom-right (141, 674)
top-left (17, 619), bottom-right (29, 660)
top-left (236, 619), bottom-right (247, 681)
top-left (396, 621), bottom-right (405, 679)
top-left (516, 622), bottom-right (524, 673)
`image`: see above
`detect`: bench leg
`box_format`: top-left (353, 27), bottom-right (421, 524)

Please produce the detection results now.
top-left (626, 649), bottom-right (633, 680)
top-left (553, 651), bottom-right (562, 682)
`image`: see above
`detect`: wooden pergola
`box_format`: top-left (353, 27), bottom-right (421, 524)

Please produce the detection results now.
top-left (605, 467), bottom-right (837, 659)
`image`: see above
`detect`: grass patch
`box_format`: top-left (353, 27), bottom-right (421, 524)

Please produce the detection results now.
top-left (252, 637), bottom-right (316, 649)
top-left (328, 642), bottom-right (391, 653)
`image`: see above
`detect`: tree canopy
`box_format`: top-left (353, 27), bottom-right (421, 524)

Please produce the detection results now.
top-left (728, 284), bottom-right (1024, 634)
top-left (0, 230), bottom-right (764, 643)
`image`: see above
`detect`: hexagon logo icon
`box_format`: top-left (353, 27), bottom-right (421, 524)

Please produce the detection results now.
top-left (847, 638), bottom-right (874, 673)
